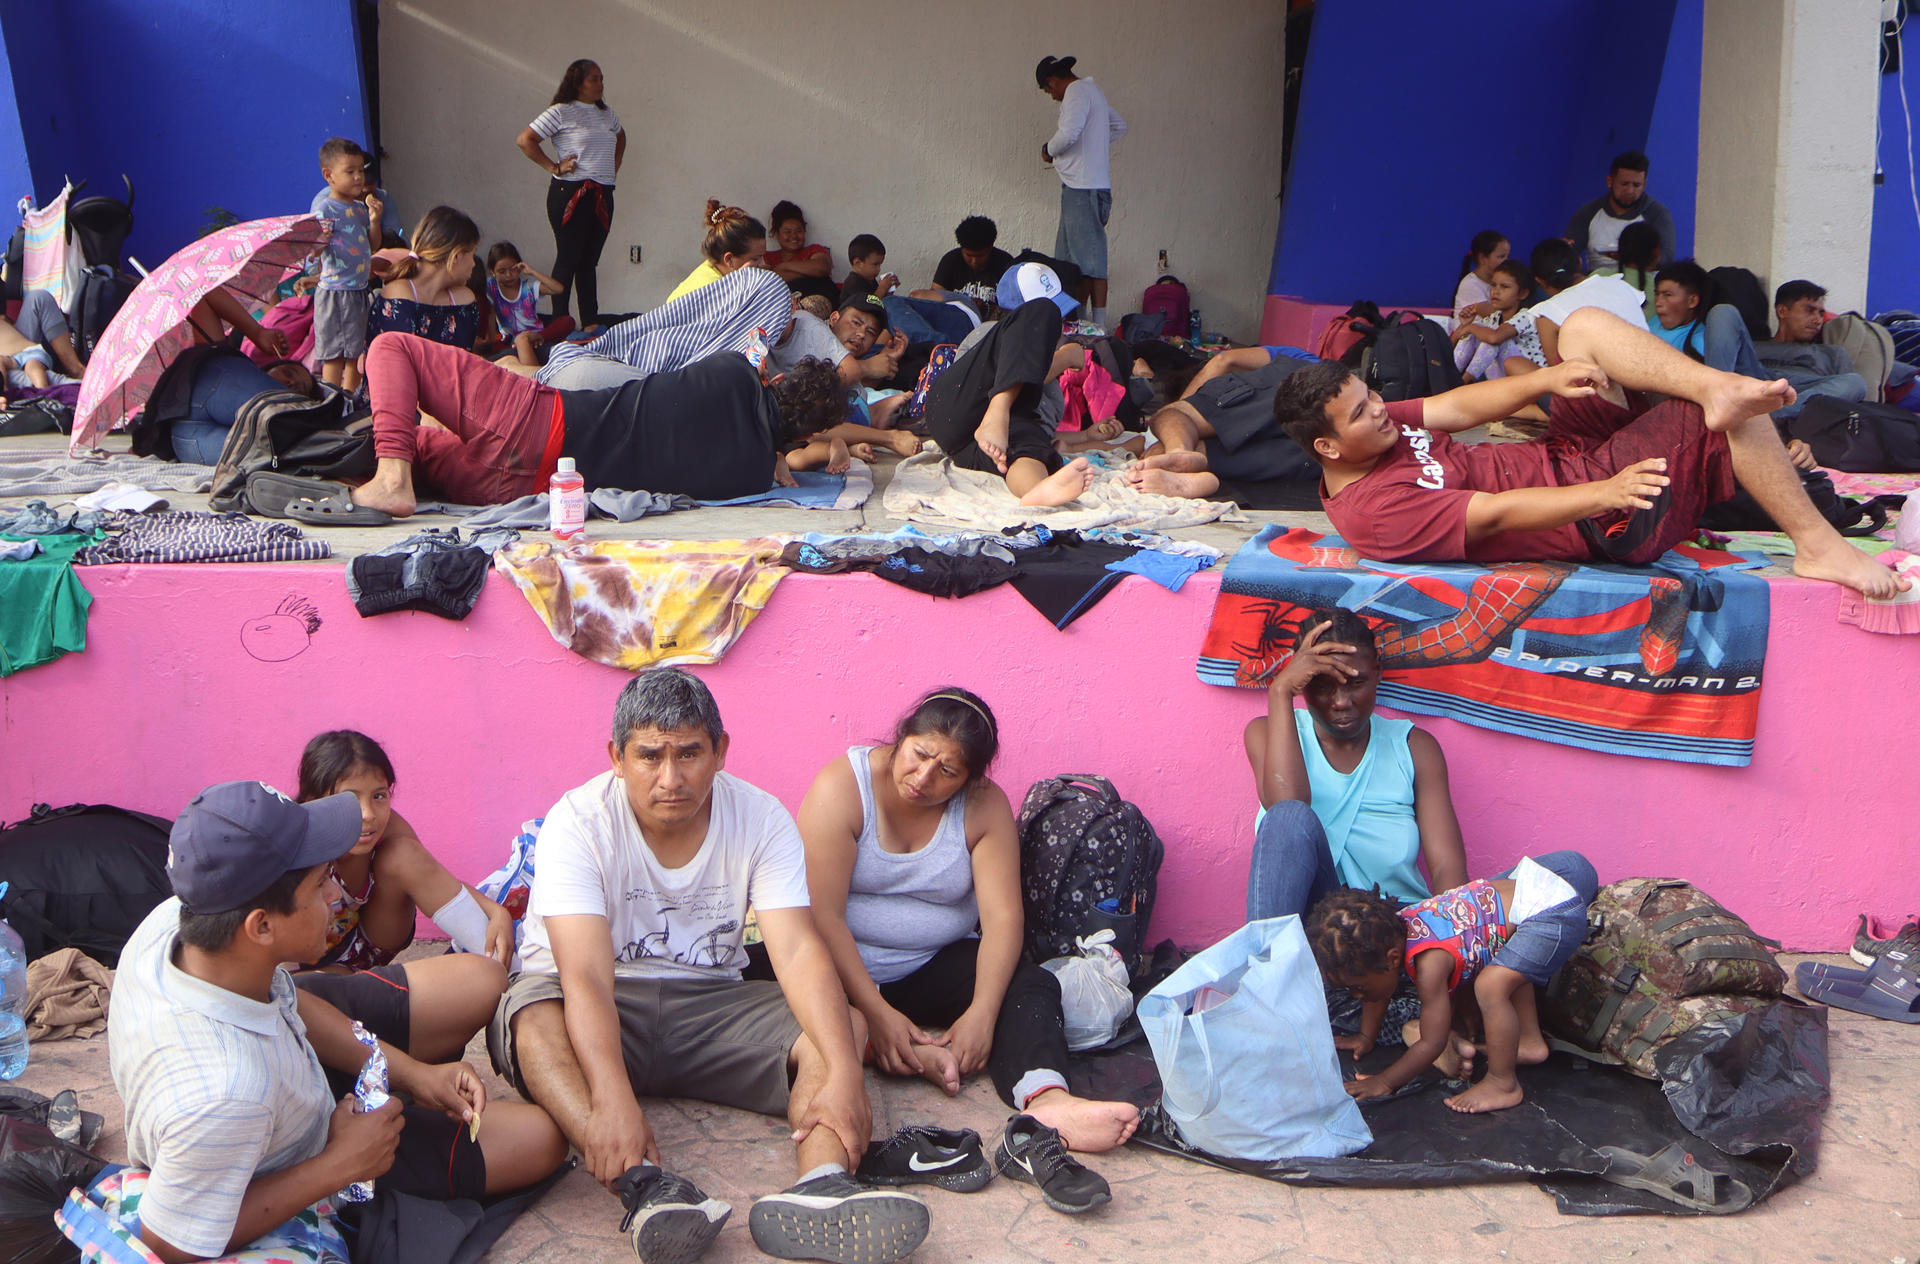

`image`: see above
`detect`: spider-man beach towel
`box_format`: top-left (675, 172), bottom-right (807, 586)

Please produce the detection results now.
top-left (1196, 526), bottom-right (1770, 766)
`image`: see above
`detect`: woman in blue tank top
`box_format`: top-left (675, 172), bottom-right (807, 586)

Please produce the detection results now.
top-left (1243, 606), bottom-right (1468, 919)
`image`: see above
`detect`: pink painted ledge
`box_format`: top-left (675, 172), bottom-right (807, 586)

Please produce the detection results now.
top-left (1259, 294), bottom-right (1452, 352)
top-left (3, 565), bottom-right (1912, 951)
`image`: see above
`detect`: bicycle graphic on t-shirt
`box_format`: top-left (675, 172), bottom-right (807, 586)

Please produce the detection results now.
top-left (617, 905), bottom-right (743, 970)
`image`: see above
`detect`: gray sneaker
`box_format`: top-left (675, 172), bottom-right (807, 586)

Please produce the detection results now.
top-left (1851, 914), bottom-right (1920, 967)
top-left (613, 1166), bottom-right (732, 1264)
top-left (748, 1171), bottom-right (929, 1263)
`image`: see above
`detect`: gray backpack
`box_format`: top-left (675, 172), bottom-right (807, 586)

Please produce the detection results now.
top-left (207, 390), bottom-right (374, 512)
top-left (1819, 312), bottom-right (1895, 402)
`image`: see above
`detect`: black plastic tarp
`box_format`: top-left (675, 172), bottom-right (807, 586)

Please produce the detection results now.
top-left (1067, 999), bottom-right (1827, 1216)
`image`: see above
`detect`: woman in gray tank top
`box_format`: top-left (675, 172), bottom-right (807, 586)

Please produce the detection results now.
top-left (787, 688), bottom-right (1142, 1159)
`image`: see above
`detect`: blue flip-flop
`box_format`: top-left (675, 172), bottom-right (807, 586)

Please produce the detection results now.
top-left (1794, 950), bottom-right (1920, 1023)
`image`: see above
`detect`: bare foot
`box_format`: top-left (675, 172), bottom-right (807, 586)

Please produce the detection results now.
top-left (1445, 1075), bottom-right (1524, 1114)
top-left (973, 413), bottom-right (1012, 473)
top-left (1136, 449), bottom-right (1209, 474)
top-left (1018, 457), bottom-right (1096, 507)
top-left (1087, 418), bottom-right (1123, 440)
top-left (1793, 540), bottom-right (1908, 598)
top-left (1700, 375), bottom-right (1794, 432)
top-left (911, 1043), bottom-right (960, 1096)
top-left (884, 429), bottom-right (922, 457)
top-left (1024, 1089), bottom-right (1140, 1153)
top-left (1126, 467), bottom-right (1221, 499)
top-left (351, 480), bottom-right (416, 518)
top-left (850, 442), bottom-right (876, 462)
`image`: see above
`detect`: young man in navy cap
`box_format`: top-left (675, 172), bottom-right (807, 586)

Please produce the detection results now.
top-left (108, 781), bottom-right (566, 1262)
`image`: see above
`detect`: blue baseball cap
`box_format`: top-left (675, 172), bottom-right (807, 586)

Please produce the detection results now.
top-left (168, 781), bottom-right (361, 913)
top-left (996, 262), bottom-right (1079, 317)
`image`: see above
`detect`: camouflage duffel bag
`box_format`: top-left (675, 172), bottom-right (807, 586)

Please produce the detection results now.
top-left (1543, 878), bottom-right (1786, 1077)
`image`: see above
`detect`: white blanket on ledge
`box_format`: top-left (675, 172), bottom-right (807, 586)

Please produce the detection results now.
top-left (882, 452), bottom-right (1245, 532)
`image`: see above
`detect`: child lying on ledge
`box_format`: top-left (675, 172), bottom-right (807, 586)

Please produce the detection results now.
top-left (1305, 851), bottom-right (1598, 1114)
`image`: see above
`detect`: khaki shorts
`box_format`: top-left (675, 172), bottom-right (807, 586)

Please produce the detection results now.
top-left (488, 970), bottom-right (803, 1118)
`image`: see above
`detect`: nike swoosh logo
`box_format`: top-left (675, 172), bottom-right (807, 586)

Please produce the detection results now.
top-left (907, 1152), bottom-right (969, 1172)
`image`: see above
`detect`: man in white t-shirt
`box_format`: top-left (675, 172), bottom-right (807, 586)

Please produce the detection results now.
top-left (1037, 54), bottom-right (1127, 327)
top-left (1521, 238), bottom-right (1649, 368)
top-left (487, 668), bottom-right (929, 1264)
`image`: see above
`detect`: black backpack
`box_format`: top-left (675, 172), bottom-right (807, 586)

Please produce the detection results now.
top-left (0, 803), bottom-right (173, 966)
top-left (1016, 775), bottom-right (1164, 978)
top-left (1707, 266), bottom-right (1771, 342)
top-left (69, 265), bottom-right (139, 362)
top-left (1359, 313), bottom-right (1463, 401)
top-left (1789, 395), bottom-right (1920, 472)
top-left (1699, 466), bottom-right (1896, 535)
top-left (208, 389), bottom-right (375, 512)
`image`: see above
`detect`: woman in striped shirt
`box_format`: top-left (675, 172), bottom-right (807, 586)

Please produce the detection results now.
top-left (516, 59), bottom-right (626, 329)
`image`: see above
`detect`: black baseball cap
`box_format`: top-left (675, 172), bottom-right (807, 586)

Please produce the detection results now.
top-left (1035, 55), bottom-right (1077, 86)
top-left (836, 291), bottom-right (889, 332)
top-left (168, 781), bottom-right (361, 913)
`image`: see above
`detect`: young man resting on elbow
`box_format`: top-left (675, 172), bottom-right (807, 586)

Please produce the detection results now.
top-left (1272, 307), bottom-right (1905, 598)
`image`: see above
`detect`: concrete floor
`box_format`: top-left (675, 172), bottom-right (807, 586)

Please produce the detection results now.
top-left (13, 948), bottom-right (1917, 1264)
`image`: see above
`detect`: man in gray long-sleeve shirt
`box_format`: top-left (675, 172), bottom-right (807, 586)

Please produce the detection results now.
top-left (1564, 150), bottom-right (1677, 272)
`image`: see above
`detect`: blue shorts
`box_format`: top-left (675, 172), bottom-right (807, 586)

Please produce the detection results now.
top-left (11, 343), bottom-right (51, 372)
top-left (1489, 850), bottom-right (1599, 987)
top-left (1055, 187), bottom-right (1112, 280)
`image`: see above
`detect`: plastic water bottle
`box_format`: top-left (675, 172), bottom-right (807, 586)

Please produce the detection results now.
top-left (1189, 307), bottom-right (1204, 344)
top-left (0, 883), bottom-right (29, 1079)
top-left (549, 456), bottom-right (586, 541)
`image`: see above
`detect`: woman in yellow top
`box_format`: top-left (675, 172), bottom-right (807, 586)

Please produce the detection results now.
top-left (667, 199), bottom-right (768, 300)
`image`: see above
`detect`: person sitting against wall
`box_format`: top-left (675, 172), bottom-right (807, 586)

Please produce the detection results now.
top-left (367, 207), bottom-right (484, 352)
top-left (1592, 221), bottom-right (1661, 324)
top-left (763, 200), bottom-right (839, 306)
top-left (2, 289), bottom-right (88, 378)
top-left (754, 688), bottom-right (1140, 1187)
top-left (1563, 149), bottom-right (1676, 271)
top-left (668, 200), bottom-right (767, 301)
top-left (350, 330), bottom-right (846, 517)
top-left (916, 215), bottom-right (1017, 309)
top-left (1754, 279), bottom-right (1875, 407)
top-left (1452, 230), bottom-right (1511, 320)
top-left (1245, 606), bottom-right (1469, 1052)
top-left (1271, 307), bottom-right (1906, 598)
top-left (1449, 259), bottom-right (1540, 381)
top-left (485, 241), bottom-right (574, 365)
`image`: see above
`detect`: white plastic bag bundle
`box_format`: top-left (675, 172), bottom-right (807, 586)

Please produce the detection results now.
top-left (1040, 929), bottom-right (1135, 1051)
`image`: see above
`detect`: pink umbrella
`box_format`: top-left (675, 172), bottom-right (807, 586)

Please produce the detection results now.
top-left (69, 214), bottom-right (331, 455)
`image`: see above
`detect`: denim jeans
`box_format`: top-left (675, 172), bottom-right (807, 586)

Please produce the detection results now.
top-left (1702, 303), bottom-right (1868, 421)
top-left (1489, 850), bottom-right (1600, 986)
top-left (170, 355), bottom-right (284, 463)
top-left (1246, 801), bottom-right (1340, 922)
top-left (883, 296), bottom-right (977, 348)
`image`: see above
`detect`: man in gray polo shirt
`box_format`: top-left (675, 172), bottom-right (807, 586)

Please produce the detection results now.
top-left (109, 781), bottom-right (567, 1261)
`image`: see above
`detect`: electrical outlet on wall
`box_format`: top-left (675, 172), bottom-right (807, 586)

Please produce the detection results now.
top-left (1158, 249), bottom-right (1169, 272)
top-left (629, 245), bottom-right (642, 264)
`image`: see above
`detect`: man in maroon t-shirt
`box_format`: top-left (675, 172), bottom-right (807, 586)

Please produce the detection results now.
top-left (1273, 308), bottom-right (1904, 598)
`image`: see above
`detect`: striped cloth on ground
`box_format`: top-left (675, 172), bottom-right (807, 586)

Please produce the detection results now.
top-left (74, 511), bottom-right (330, 564)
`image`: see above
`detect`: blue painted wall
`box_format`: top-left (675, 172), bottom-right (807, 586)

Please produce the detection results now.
top-left (0, 0), bottom-right (365, 268)
top-left (0, 19), bottom-right (32, 213)
top-left (1269, 0), bottom-right (1690, 308)
top-left (1870, 17), bottom-right (1920, 316)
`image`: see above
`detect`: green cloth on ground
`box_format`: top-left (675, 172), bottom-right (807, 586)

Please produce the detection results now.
top-left (0, 532), bottom-right (95, 676)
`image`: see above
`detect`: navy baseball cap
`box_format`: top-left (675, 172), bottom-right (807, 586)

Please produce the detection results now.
top-left (835, 290), bottom-right (889, 331)
top-left (168, 781), bottom-right (361, 913)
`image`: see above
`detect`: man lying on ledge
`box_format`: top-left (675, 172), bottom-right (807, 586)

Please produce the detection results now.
top-left (1271, 307), bottom-right (1906, 599)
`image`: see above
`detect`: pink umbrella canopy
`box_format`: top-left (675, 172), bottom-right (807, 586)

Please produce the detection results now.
top-left (69, 214), bottom-right (330, 454)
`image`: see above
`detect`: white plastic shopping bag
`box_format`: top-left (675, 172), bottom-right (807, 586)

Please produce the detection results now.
top-left (1040, 929), bottom-right (1134, 1051)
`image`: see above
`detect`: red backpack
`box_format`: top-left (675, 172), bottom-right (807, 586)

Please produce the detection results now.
top-left (1140, 275), bottom-right (1190, 337)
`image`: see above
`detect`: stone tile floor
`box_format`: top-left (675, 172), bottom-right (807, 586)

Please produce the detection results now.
top-left (15, 950), bottom-right (1917, 1264)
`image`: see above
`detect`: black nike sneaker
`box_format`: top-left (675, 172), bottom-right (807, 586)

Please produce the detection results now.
top-left (995, 1114), bottom-right (1111, 1214)
top-left (748, 1171), bottom-right (929, 1263)
top-left (856, 1124), bottom-right (994, 1192)
top-left (612, 1165), bottom-right (732, 1264)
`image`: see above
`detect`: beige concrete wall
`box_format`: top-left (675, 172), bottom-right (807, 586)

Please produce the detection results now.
top-left (1697, 0), bottom-right (1879, 310)
top-left (377, 1), bottom-right (1285, 339)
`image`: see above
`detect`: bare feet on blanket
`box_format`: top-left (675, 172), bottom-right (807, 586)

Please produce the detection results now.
top-left (351, 461), bottom-right (416, 517)
top-left (1125, 467), bottom-right (1220, 499)
top-left (1024, 1088), bottom-right (1140, 1153)
top-left (1445, 1075), bottom-right (1525, 1114)
top-left (883, 429), bottom-right (922, 457)
top-left (912, 1043), bottom-right (961, 1096)
top-left (1019, 456), bottom-right (1096, 507)
top-left (1700, 375), bottom-right (1794, 433)
top-left (1793, 538), bottom-right (1908, 598)
top-left (1135, 449), bottom-right (1209, 474)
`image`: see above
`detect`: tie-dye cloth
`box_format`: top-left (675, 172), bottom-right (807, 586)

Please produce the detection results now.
top-left (57, 1167), bottom-right (348, 1264)
top-left (494, 537), bottom-right (790, 669)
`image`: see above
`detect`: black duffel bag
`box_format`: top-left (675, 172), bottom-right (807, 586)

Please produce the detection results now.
top-left (0, 803), bottom-right (172, 965)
